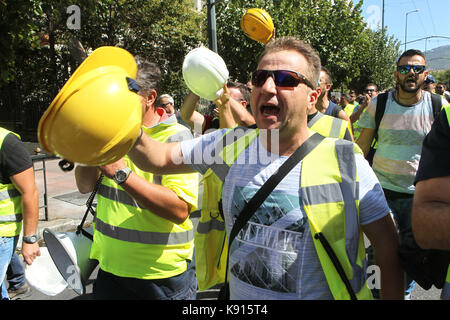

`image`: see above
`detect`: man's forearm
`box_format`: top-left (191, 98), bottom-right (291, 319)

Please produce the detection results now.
top-left (75, 165), bottom-right (101, 194)
top-left (219, 101), bottom-right (238, 128)
top-left (128, 133), bottom-right (191, 175)
top-left (413, 178), bottom-right (450, 250)
top-left (363, 215), bottom-right (404, 300)
top-left (22, 186), bottom-right (39, 237)
top-left (180, 92), bottom-right (203, 130)
top-left (413, 201), bottom-right (450, 249)
top-left (120, 172), bottom-right (193, 224)
top-left (229, 99), bottom-right (255, 126)
top-left (374, 238), bottom-right (405, 299)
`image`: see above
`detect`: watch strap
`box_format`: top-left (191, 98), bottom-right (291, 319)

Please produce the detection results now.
top-left (23, 234), bottom-right (38, 244)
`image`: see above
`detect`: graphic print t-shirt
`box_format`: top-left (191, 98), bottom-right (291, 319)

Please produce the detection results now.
top-left (180, 129), bottom-right (389, 299)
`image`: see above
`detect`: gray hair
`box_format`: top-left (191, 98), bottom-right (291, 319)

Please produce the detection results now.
top-left (260, 36), bottom-right (321, 89)
top-left (156, 94), bottom-right (174, 105)
top-left (134, 56), bottom-right (161, 95)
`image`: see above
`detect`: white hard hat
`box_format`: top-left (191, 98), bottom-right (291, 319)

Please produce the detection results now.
top-left (25, 247), bottom-right (68, 296)
top-left (182, 47), bottom-right (229, 101)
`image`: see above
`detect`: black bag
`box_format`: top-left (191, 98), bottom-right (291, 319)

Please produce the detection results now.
top-left (398, 227), bottom-right (450, 290)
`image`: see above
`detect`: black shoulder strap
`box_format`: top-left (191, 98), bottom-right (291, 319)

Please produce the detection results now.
top-left (77, 174), bottom-right (103, 240)
top-left (219, 133), bottom-right (325, 300)
top-left (431, 93), bottom-right (443, 119)
top-left (374, 92), bottom-right (389, 139)
top-left (228, 133), bottom-right (325, 244)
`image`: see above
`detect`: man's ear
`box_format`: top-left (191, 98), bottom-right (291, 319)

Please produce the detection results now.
top-left (306, 89), bottom-right (319, 113)
top-left (394, 70), bottom-right (399, 83)
top-left (316, 87), bottom-right (322, 97)
top-left (145, 89), bottom-right (157, 108)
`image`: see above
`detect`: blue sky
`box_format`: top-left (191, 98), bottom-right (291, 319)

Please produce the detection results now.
top-left (357, 0), bottom-right (450, 52)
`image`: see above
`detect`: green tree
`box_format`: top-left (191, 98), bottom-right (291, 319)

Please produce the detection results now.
top-left (214, 0), bottom-right (368, 88)
top-left (0, 0), bottom-right (43, 85)
top-left (349, 28), bottom-right (401, 92)
top-left (0, 0), bottom-right (205, 139)
top-left (431, 69), bottom-right (450, 87)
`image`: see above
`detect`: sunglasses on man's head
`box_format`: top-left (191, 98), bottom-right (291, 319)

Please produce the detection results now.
top-left (396, 65), bottom-right (426, 75)
top-left (251, 70), bottom-right (315, 89)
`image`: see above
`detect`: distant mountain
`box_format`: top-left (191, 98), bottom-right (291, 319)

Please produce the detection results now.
top-left (425, 45), bottom-right (450, 71)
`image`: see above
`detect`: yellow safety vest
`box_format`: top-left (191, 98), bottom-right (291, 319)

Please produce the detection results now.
top-left (308, 112), bottom-right (353, 141)
top-left (90, 117), bottom-right (199, 280)
top-left (0, 128), bottom-right (23, 237)
top-left (195, 127), bottom-right (373, 299)
top-left (344, 103), bottom-right (357, 117)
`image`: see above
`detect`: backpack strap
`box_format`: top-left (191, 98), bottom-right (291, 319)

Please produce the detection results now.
top-left (374, 92), bottom-right (389, 140)
top-left (431, 93), bottom-right (443, 119)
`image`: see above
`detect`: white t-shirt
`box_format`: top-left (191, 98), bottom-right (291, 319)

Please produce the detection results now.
top-left (357, 91), bottom-right (448, 193)
top-left (181, 129), bottom-right (389, 299)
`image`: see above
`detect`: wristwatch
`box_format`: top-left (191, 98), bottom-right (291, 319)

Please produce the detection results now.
top-left (23, 234), bottom-right (38, 244)
top-left (113, 167), bottom-right (132, 185)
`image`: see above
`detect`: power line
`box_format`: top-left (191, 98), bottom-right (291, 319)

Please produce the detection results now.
top-left (425, 0), bottom-right (439, 47)
top-left (410, 0), bottom-right (429, 38)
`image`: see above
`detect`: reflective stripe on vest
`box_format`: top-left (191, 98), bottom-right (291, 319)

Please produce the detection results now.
top-left (94, 216), bottom-right (194, 245)
top-left (0, 128), bottom-right (23, 234)
top-left (0, 213), bottom-right (22, 222)
top-left (98, 184), bottom-right (142, 209)
top-left (0, 188), bottom-right (22, 221)
top-left (196, 218), bottom-right (225, 234)
top-left (308, 112), bottom-right (350, 140)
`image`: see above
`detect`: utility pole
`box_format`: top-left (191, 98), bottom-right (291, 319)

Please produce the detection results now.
top-left (207, 0), bottom-right (217, 53)
top-left (381, 0), bottom-right (385, 31)
top-left (405, 9), bottom-right (419, 52)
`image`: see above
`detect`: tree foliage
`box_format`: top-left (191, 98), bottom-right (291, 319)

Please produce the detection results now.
top-left (1, 0), bottom-right (405, 140)
top-left (349, 28), bottom-right (400, 92)
top-left (0, 0), bottom-right (43, 85)
top-left (431, 69), bottom-right (450, 86)
top-left (0, 0), bottom-right (205, 139)
top-left (215, 0), bottom-right (400, 92)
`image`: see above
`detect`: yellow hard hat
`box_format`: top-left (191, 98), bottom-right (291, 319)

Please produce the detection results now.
top-left (38, 46), bottom-right (142, 166)
top-left (240, 8), bottom-right (274, 44)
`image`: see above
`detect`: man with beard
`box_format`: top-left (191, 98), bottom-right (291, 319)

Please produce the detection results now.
top-left (356, 49), bottom-right (448, 299)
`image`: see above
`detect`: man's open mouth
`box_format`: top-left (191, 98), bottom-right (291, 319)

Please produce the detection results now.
top-left (261, 105), bottom-right (280, 116)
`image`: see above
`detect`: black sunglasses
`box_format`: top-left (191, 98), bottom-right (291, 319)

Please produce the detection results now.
top-left (397, 65), bottom-right (426, 75)
top-left (251, 69), bottom-right (315, 89)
